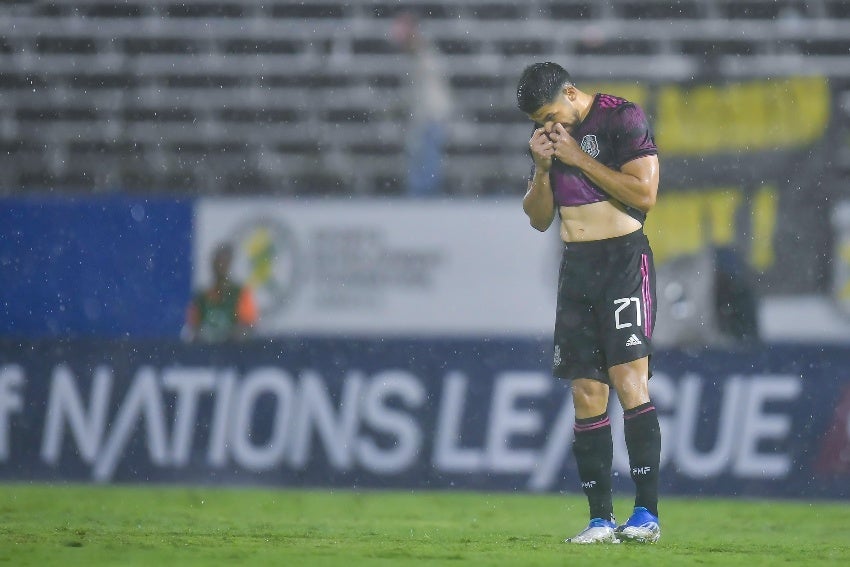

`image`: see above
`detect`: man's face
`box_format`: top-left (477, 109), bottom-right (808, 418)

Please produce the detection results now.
top-left (528, 87), bottom-right (581, 134)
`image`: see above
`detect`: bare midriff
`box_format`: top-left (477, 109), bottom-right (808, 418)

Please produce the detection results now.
top-left (559, 199), bottom-right (642, 243)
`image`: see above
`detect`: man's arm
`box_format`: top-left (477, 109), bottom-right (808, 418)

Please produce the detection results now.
top-left (572, 152), bottom-right (658, 213)
top-left (524, 128), bottom-right (557, 231)
top-left (523, 168), bottom-right (556, 231)
top-left (551, 123), bottom-right (659, 213)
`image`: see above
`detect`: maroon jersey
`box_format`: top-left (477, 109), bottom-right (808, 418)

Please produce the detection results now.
top-left (533, 93), bottom-right (657, 223)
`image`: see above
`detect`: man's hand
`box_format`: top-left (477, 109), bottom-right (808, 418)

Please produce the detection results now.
top-left (550, 123), bottom-right (586, 167)
top-left (529, 127), bottom-right (554, 171)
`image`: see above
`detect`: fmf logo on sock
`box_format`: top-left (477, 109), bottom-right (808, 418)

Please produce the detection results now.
top-left (632, 466), bottom-right (652, 475)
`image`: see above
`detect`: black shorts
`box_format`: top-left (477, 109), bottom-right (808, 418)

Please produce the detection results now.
top-left (552, 229), bottom-right (657, 383)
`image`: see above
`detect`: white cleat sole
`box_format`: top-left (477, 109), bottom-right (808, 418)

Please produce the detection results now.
top-left (566, 529), bottom-right (620, 544)
top-left (566, 537), bottom-right (620, 544)
top-left (616, 526), bottom-right (660, 544)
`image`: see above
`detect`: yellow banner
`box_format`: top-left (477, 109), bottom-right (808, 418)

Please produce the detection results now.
top-left (656, 77), bottom-right (830, 155)
top-left (645, 185), bottom-right (778, 270)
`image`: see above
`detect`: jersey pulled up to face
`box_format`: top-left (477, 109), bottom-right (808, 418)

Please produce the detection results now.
top-left (537, 93), bottom-right (658, 223)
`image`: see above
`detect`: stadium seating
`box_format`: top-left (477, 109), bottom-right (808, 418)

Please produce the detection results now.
top-left (1, 0), bottom-right (849, 196)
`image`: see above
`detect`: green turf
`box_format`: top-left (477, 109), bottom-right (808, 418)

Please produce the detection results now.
top-left (1, 484), bottom-right (848, 566)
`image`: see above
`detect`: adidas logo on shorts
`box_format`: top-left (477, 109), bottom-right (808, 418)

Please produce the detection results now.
top-left (625, 334), bottom-right (642, 347)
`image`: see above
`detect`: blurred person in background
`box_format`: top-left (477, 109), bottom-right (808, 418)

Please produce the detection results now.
top-left (516, 62), bottom-right (662, 545)
top-left (391, 11), bottom-right (453, 198)
top-left (183, 242), bottom-right (258, 343)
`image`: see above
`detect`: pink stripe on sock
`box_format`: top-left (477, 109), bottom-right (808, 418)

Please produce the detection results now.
top-left (624, 405), bottom-right (655, 420)
top-left (574, 416), bottom-right (611, 432)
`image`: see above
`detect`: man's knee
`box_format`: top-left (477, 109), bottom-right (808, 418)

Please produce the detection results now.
top-left (571, 378), bottom-right (609, 418)
top-left (609, 358), bottom-right (650, 410)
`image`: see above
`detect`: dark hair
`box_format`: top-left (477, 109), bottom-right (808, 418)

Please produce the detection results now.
top-left (516, 62), bottom-right (573, 115)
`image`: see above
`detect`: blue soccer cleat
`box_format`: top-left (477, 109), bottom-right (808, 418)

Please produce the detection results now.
top-left (615, 506), bottom-right (660, 543)
top-left (565, 517), bottom-right (619, 544)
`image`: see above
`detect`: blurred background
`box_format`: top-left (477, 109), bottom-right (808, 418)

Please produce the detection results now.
top-left (1, 0), bottom-right (850, 498)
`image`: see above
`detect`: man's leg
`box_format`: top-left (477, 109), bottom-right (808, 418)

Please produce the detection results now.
top-left (610, 357), bottom-right (661, 543)
top-left (566, 378), bottom-right (618, 543)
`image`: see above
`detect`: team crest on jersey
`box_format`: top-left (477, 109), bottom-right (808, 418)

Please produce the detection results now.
top-left (580, 134), bottom-right (600, 158)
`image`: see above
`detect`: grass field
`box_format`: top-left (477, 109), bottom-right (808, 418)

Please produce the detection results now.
top-left (1, 484), bottom-right (848, 566)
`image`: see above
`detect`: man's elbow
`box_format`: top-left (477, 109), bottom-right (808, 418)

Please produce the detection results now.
top-left (635, 188), bottom-right (658, 212)
top-left (528, 215), bottom-right (553, 232)
top-left (523, 207), bottom-right (548, 232)
top-left (638, 195), bottom-right (656, 213)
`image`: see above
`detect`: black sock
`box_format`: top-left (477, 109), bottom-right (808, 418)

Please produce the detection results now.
top-left (623, 402), bottom-right (661, 517)
top-left (572, 413), bottom-right (614, 522)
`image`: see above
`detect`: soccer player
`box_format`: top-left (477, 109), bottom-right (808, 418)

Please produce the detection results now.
top-left (183, 242), bottom-right (258, 343)
top-left (516, 62), bottom-right (662, 544)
